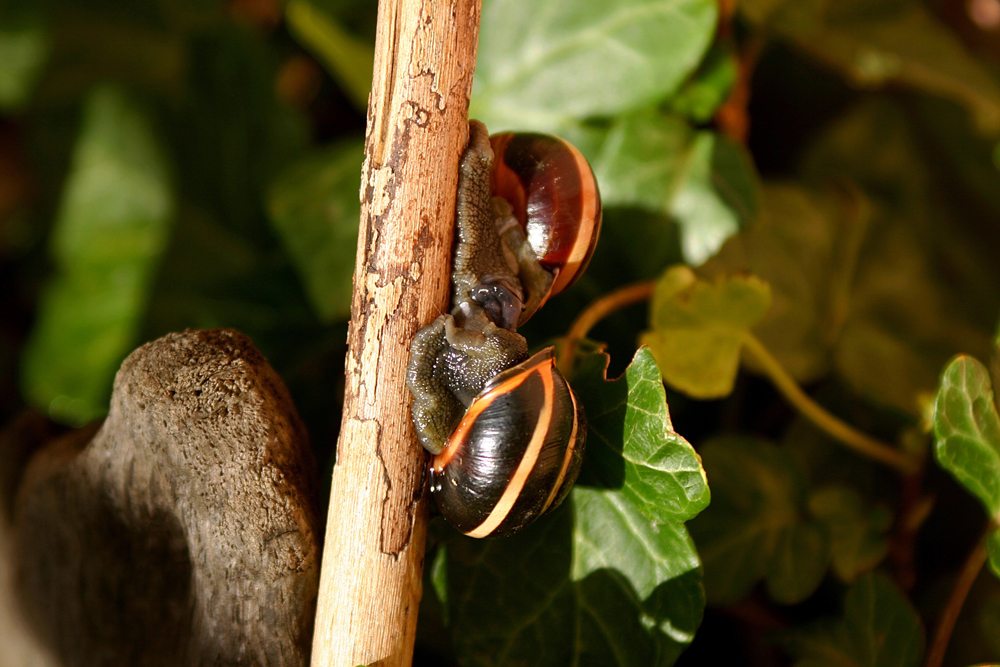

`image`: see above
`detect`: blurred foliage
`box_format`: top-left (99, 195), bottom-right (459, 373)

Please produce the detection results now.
top-left (2, 0), bottom-right (1000, 665)
top-left (783, 572), bottom-right (925, 667)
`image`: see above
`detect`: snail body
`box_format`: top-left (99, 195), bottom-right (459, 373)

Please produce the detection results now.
top-left (406, 120), bottom-right (600, 538)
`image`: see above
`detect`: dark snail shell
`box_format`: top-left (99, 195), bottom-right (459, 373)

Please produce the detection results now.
top-left (430, 348), bottom-right (586, 538)
top-left (490, 132), bottom-right (602, 299)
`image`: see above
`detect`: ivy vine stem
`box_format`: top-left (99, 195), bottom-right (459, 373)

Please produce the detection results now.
top-left (924, 527), bottom-right (990, 667)
top-left (740, 333), bottom-right (914, 472)
top-left (557, 279), bottom-right (656, 374)
top-left (560, 278), bottom-right (914, 473)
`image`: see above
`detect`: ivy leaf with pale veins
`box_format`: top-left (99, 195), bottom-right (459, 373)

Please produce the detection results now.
top-left (783, 572), bottom-right (924, 667)
top-left (669, 130), bottom-right (759, 265)
top-left (442, 347), bottom-right (708, 666)
top-left (933, 354), bottom-right (1000, 583)
top-left (572, 345), bottom-right (709, 523)
top-left (933, 355), bottom-right (1000, 522)
top-left (688, 437), bottom-right (828, 605)
top-left (640, 265), bottom-right (771, 399)
top-left (267, 138), bottom-right (364, 323)
top-left (590, 110), bottom-right (759, 267)
top-left (471, 0), bottom-right (718, 131)
top-left (21, 84), bottom-right (174, 426)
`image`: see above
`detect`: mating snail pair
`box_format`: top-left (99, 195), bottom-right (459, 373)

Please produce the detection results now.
top-left (406, 121), bottom-right (602, 538)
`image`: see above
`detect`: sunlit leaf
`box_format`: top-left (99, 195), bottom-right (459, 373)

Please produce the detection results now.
top-left (640, 265), bottom-right (771, 398)
top-left (808, 485), bottom-right (891, 582)
top-left (572, 346), bottom-right (709, 524)
top-left (267, 139), bottom-right (363, 323)
top-left (933, 355), bottom-right (1000, 522)
top-left (688, 437), bottom-right (828, 604)
top-left (591, 110), bottom-right (692, 213)
top-left (669, 130), bottom-right (759, 265)
top-left (589, 110), bottom-right (759, 267)
top-left (472, 0), bottom-right (718, 131)
top-left (21, 84), bottom-right (174, 426)
top-left (783, 572), bottom-right (924, 667)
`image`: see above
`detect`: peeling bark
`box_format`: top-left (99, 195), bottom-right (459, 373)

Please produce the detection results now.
top-left (310, 1), bottom-right (482, 665)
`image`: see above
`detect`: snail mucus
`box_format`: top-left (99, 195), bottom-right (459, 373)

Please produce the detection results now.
top-left (406, 120), bottom-right (602, 538)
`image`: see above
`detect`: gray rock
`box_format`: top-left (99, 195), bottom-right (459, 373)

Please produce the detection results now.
top-left (7, 329), bottom-right (319, 666)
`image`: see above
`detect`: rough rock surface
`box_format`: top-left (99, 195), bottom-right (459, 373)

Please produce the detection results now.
top-left (6, 329), bottom-right (319, 666)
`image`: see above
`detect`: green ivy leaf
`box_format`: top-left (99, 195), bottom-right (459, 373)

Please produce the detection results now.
top-left (441, 347), bottom-right (707, 666)
top-left (0, 16), bottom-right (49, 110)
top-left (471, 0), bottom-right (718, 131)
top-left (286, 0), bottom-right (373, 112)
top-left (266, 139), bottom-right (364, 323)
top-left (444, 492), bottom-right (702, 667)
top-left (741, 0), bottom-right (1000, 134)
top-left (667, 43), bottom-right (738, 123)
top-left (21, 84), bottom-right (174, 426)
top-left (688, 437), bottom-right (828, 604)
top-left (808, 486), bottom-right (891, 583)
top-left (589, 110), bottom-right (759, 267)
top-left (640, 265), bottom-right (771, 399)
top-left (784, 572), bottom-right (924, 667)
top-left (571, 346), bottom-right (709, 524)
top-left (933, 355), bottom-right (1000, 522)
top-left (670, 130), bottom-right (759, 265)
top-left (591, 110), bottom-right (692, 213)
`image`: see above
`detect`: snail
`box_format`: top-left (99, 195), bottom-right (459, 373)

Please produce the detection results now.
top-left (490, 131), bottom-right (602, 320)
top-left (406, 120), bottom-right (601, 538)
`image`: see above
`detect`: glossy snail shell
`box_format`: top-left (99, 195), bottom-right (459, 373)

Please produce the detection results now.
top-left (430, 348), bottom-right (586, 538)
top-left (490, 132), bottom-right (603, 298)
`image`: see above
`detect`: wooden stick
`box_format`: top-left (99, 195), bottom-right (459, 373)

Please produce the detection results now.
top-left (311, 1), bottom-right (481, 665)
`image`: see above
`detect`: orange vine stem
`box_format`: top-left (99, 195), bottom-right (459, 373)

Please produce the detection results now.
top-left (557, 280), bottom-right (656, 374)
top-left (559, 278), bottom-right (915, 474)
